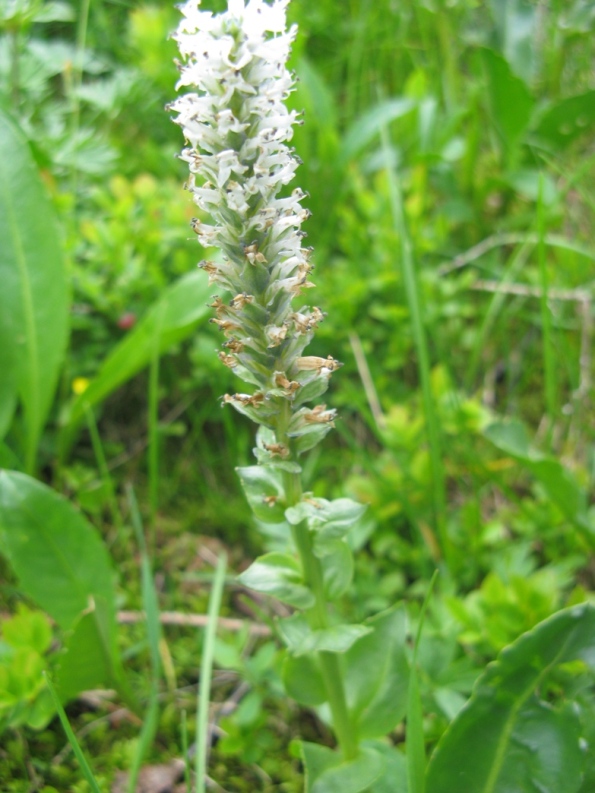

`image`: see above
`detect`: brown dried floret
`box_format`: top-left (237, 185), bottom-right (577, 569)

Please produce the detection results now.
top-left (274, 372), bottom-right (300, 394)
top-left (224, 339), bottom-right (244, 353)
top-left (263, 442), bottom-right (290, 458)
top-left (223, 392), bottom-right (264, 408)
top-left (218, 352), bottom-right (237, 368)
top-left (230, 293), bottom-right (254, 309)
top-left (304, 404), bottom-right (336, 424)
top-left (296, 355), bottom-right (343, 374)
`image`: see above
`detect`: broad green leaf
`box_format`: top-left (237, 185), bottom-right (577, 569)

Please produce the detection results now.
top-left (237, 552), bottom-right (314, 609)
top-left (0, 110), bottom-right (69, 468)
top-left (366, 741), bottom-right (408, 793)
top-left (277, 613), bottom-right (310, 652)
top-left (302, 744), bottom-right (341, 793)
top-left (282, 653), bottom-right (326, 706)
top-left (480, 48), bottom-right (533, 160)
top-left (55, 600), bottom-right (118, 701)
top-left (292, 423), bottom-right (335, 455)
top-left (0, 471), bottom-right (116, 631)
top-left (532, 91), bottom-right (595, 151)
top-left (302, 743), bottom-right (386, 793)
top-left (318, 540), bottom-right (354, 600)
top-left (0, 374), bottom-right (17, 443)
top-left (488, 0), bottom-right (537, 84)
top-left (426, 603), bottom-right (595, 793)
top-left (0, 471), bottom-right (126, 703)
top-left (344, 605), bottom-right (409, 740)
top-left (63, 270), bottom-right (211, 441)
top-left (285, 498), bottom-right (366, 543)
top-left (484, 420), bottom-right (593, 539)
top-left (294, 624), bottom-right (372, 658)
top-left (277, 614), bottom-right (371, 657)
top-left (236, 465), bottom-right (286, 523)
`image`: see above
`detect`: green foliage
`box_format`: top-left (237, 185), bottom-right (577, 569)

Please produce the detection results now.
top-left (484, 420), bottom-right (594, 542)
top-left (64, 270), bottom-right (212, 442)
top-left (0, 0), bottom-right (594, 789)
top-left (0, 471), bottom-right (126, 705)
top-left (238, 553), bottom-right (315, 609)
top-left (301, 742), bottom-right (385, 793)
top-left (426, 603), bottom-right (595, 793)
top-left (342, 606), bottom-right (409, 740)
top-left (0, 605), bottom-right (53, 730)
top-left (0, 109), bottom-right (69, 471)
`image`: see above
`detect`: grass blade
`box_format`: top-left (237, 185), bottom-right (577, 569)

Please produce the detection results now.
top-left (379, 121), bottom-right (450, 569)
top-left (196, 553), bottom-right (227, 793)
top-left (407, 570), bottom-right (439, 793)
top-left (43, 672), bottom-right (102, 793)
top-left (181, 709), bottom-right (191, 793)
top-left (84, 401), bottom-right (123, 533)
top-left (148, 301), bottom-right (165, 545)
top-left (537, 173), bottom-right (557, 447)
top-left (127, 484), bottom-right (163, 793)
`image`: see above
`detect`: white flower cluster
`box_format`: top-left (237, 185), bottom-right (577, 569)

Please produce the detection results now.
top-left (170, 0), bottom-right (341, 449)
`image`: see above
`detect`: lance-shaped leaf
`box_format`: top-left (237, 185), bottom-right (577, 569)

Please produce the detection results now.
top-left (344, 604), bottom-right (409, 740)
top-left (237, 552), bottom-right (314, 609)
top-left (278, 614), bottom-right (372, 657)
top-left (301, 742), bottom-right (386, 793)
top-left (480, 47), bottom-right (533, 160)
top-left (426, 603), bottom-right (595, 793)
top-left (317, 539), bottom-right (354, 600)
top-left (237, 465), bottom-right (286, 523)
top-left (286, 497), bottom-right (366, 544)
top-left (0, 110), bottom-right (69, 468)
top-left (282, 652), bottom-right (326, 707)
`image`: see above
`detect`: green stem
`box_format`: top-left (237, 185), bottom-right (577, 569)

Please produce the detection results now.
top-left (84, 402), bottom-right (123, 533)
top-left (277, 402), bottom-right (357, 761)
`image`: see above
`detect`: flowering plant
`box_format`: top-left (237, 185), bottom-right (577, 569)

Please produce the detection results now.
top-left (169, 0), bottom-right (408, 786)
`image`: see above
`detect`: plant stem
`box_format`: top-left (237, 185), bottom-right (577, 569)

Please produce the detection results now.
top-left (277, 403), bottom-right (357, 761)
top-left (196, 554), bottom-right (227, 793)
top-left (84, 402), bottom-right (123, 533)
top-left (291, 513), bottom-right (358, 760)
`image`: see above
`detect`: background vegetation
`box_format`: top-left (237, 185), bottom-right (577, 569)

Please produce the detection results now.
top-left (1, 0), bottom-right (594, 789)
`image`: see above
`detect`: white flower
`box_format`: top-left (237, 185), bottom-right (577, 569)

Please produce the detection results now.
top-left (170, 0), bottom-right (340, 438)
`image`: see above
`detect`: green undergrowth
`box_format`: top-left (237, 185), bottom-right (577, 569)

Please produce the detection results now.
top-left (1, 0), bottom-right (595, 789)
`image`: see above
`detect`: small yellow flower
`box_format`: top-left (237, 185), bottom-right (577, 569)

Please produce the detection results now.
top-left (72, 377), bottom-right (90, 395)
